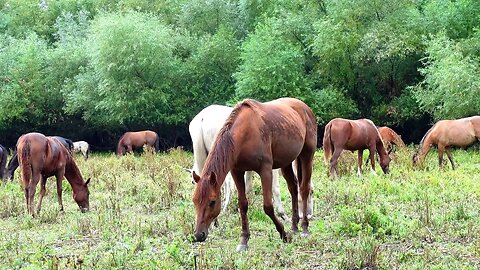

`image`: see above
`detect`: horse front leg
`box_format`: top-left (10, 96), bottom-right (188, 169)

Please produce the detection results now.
top-left (36, 176), bottom-right (48, 214)
top-left (281, 164), bottom-right (299, 233)
top-left (357, 149), bottom-right (364, 176)
top-left (231, 170), bottom-right (250, 251)
top-left (258, 167), bottom-right (287, 242)
top-left (445, 147), bottom-right (455, 170)
top-left (369, 146), bottom-right (377, 175)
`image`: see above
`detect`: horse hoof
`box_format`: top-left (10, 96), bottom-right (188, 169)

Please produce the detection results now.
top-left (283, 232), bottom-right (293, 243)
top-left (236, 244), bottom-right (248, 252)
top-left (301, 232), bottom-right (309, 238)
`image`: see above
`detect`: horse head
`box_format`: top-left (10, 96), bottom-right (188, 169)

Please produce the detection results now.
top-left (380, 154), bottom-right (391, 174)
top-left (73, 178), bottom-right (91, 212)
top-left (192, 171), bottom-right (221, 242)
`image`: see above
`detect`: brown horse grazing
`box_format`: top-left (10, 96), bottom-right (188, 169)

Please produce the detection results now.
top-left (192, 98), bottom-right (317, 251)
top-left (413, 116), bottom-right (480, 169)
top-left (17, 133), bottom-right (90, 216)
top-left (323, 118), bottom-right (391, 177)
top-left (378, 127), bottom-right (406, 153)
top-left (116, 130), bottom-right (160, 156)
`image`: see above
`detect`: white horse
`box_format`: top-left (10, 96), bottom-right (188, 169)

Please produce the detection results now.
top-left (189, 104), bottom-right (313, 219)
top-left (73, 141), bottom-right (90, 160)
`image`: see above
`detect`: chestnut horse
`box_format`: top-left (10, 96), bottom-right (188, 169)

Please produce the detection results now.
top-left (413, 116), bottom-right (480, 169)
top-left (323, 118), bottom-right (391, 177)
top-left (17, 133), bottom-right (90, 216)
top-left (116, 130), bottom-right (159, 156)
top-left (5, 136), bottom-right (74, 181)
top-left (378, 127), bottom-right (406, 153)
top-left (189, 104), bottom-right (314, 219)
top-left (192, 98), bottom-right (317, 251)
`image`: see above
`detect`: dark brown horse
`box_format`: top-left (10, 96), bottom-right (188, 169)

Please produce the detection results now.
top-left (17, 133), bottom-right (90, 216)
top-left (192, 98), bottom-right (317, 251)
top-left (116, 130), bottom-right (159, 156)
top-left (323, 118), bottom-right (390, 177)
top-left (0, 144), bottom-right (8, 181)
top-left (413, 116), bottom-right (480, 169)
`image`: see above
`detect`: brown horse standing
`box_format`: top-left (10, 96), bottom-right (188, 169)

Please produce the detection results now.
top-left (17, 133), bottom-right (90, 216)
top-left (378, 126), bottom-right (406, 153)
top-left (323, 118), bottom-right (390, 177)
top-left (116, 130), bottom-right (159, 156)
top-left (413, 116), bottom-right (480, 169)
top-left (192, 98), bottom-right (317, 251)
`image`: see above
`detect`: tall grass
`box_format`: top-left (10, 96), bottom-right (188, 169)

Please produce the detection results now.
top-left (0, 147), bottom-right (478, 269)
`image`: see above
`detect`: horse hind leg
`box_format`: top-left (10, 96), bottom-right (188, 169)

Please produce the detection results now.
top-left (329, 147), bottom-right (342, 178)
top-left (28, 172), bottom-right (42, 217)
top-left (36, 176), bottom-right (48, 214)
top-left (445, 147), bottom-right (455, 170)
top-left (298, 155), bottom-right (313, 237)
top-left (438, 145), bottom-right (445, 169)
top-left (259, 167), bottom-right (288, 242)
top-left (271, 169), bottom-right (286, 219)
top-left (280, 164), bottom-right (299, 233)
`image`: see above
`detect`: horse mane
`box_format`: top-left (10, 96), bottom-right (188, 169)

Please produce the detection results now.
top-left (201, 101), bottom-right (255, 178)
top-left (419, 125), bottom-right (435, 149)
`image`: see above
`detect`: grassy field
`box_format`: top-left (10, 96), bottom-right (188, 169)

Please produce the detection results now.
top-left (0, 147), bottom-right (479, 269)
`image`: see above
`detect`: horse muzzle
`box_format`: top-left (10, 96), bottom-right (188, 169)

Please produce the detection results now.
top-left (194, 230), bottom-right (208, 242)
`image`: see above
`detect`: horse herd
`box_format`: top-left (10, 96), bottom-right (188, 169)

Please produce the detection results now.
top-left (1, 97), bottom-right (479, 251)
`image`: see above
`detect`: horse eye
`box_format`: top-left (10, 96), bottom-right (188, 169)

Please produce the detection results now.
top-left (209, 201), bottom-right (215, 208)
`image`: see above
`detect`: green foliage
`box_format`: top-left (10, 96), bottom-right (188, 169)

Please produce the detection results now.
top-left (65, 12), bottom-right (185, 127)
top-left (234, 17), bottom-right (313, 102)
top-left (412, 33), bottom-right (480, 120)
top-left (1, 149), bottom-right (479, 268)
top-left (310, 86), bottom-right (359, 124)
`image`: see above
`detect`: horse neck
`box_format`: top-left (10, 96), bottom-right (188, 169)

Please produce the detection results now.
top-left (418, 138), bottom-right (432, 162)
top-left (201, 131), bottom-right (234, 187)
top-left (376, 139), bottom-right (389, 160)
top-left (64, 157), bottom-right (87, 193)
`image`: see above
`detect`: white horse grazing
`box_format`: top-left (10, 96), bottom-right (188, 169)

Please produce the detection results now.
top-left (189, 104), bottom-right (314, 219)
top-left (73, 141), bottom-right (90, 160)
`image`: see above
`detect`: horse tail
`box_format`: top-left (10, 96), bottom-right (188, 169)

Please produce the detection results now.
top-left (189, 117), bottom-right (208, 175)
top-left (18, 140), bottom-right (32, 189)
top-left (154, 134), bottom-right (160, 152)
top-left (86, 143), bottom-right (90, 159)
top-left (0, 145), bottom-right (7, 180)
top-left (323, 121), bottom-right (333, 166)
top-left (116, 134), bottom-right (125, 156)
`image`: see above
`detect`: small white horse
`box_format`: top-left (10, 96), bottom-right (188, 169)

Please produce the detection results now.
top-left (73, 141), bottom-right (90, 160)
top-left (189, 105), bottom-right (313, 219)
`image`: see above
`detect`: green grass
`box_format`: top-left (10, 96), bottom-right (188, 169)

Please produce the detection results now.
top-left (0, 147), bottom-right (479, 269)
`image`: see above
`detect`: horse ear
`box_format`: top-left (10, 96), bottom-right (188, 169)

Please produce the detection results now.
top-left (85, 178), bottom-right (91, 186)
top-left (192, 171), bottom-right (201, 183)
top-left (209, 171), bottom-right (217, 186)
